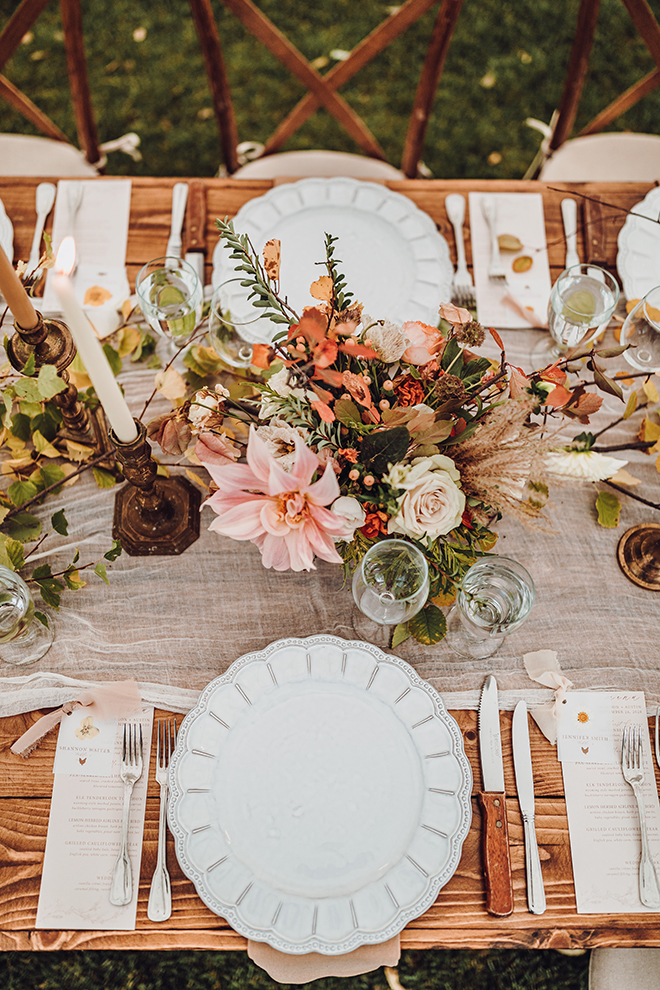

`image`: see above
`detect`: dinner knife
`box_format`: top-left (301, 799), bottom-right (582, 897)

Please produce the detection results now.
top-left (512, 700), bottom-right (546, 915)
top-left (561, 198), bottom-right (580, 269)
top-left (478, 675), bottom-right (514, 916)
top-left (166, 182), bottom-right (189, 259)
top-left (183, 180), bottom-right (206, 287)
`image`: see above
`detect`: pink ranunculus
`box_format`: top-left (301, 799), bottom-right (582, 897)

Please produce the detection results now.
top-left (402, 321), bottom-right (444, 365)
top-left (197, 428), bottom-right (352, 572)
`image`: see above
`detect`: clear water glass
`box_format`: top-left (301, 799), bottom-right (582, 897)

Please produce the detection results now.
top-left (445, 556), bottom-right (535, 660)
top-left (135, 256), bottom-right (203, 347)
top-left (621, 285), bottom-right (660, 373)
top-left (208, 279), bottom-right (262, 368)
top-left (547, 264), bottom-right (619, 354)
top-left (0, 565), bottom-right (53, 665)
top-left (352, 539), bottom-right (429, 626)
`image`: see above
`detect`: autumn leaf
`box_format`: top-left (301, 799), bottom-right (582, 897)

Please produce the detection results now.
top-left (609, 468), bottom-right (641, 486)
top-left (155, 367), bottom-right (187, 402)
top-left (596, 491), bottom-right (621, 528)
top-left (489, 327), bottom-right (505, 350)
top-left (310, 399), bottom-right (335, 423)
top-left (545, 384), bottom-right (573, 407)
top-left (623, 391), bottom-right (638, 419)
top-left (509, 364), bottom-right (529, 400)
top-left (309, 275), bottom-right (333, 302)
top-left (83, 285), bottom-right (112, 307)
top-left (643, 379), bottom-right (659, 404)
top-left (251, 344), bottom-right (274, 369)
top-left (262, 238), bottom-right (281, 282)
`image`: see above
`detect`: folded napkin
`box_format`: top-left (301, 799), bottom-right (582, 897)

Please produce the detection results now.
top-left (469, 192), bottom-right (551, 329)
top-left (523, 649), bottom-right (574, 743)
top-left (248, 935), bottom-right (400, 983)
top-left (42, 179), bottom-right (132, 338)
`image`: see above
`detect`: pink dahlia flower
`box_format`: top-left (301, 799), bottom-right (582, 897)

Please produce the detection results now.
top-left (197, 428), bottom-right (351, 571)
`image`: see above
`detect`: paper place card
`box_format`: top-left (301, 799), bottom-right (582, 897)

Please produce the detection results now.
top-left (557, 692), bottom-right (616, 764)
top-left (36, 707), bottom-right (153, 930)
top-left (42, 179), bottom-right (132, 338)
top-left (469, 192), bottom-right (552, 329)
top-left (563, 692), bottom-right (660, 913)
top-left (52, 701), bottom-right (118, 777)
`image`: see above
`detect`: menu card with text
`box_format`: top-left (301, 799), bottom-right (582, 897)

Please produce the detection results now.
top-left (562, 692), bottom-right (660, 913)
top-left (36, 706), bottom-right (153, 930)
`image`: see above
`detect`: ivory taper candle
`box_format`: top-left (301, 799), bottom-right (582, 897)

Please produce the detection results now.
top-left (0, 244), bottom-right (38, 329)
top-left (53, 238), bottom-right (137, 443)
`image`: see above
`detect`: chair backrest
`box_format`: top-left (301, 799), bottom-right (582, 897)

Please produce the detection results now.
top-left (232, 150), bottom-right (404, 180)
top-left (0, 0), bottom-right (101, 168)
top-left (589, 948), bottom-right (660, 990)
top-left (539, 133), bottom-right (660, 181)
top-left (190, 0), bottom-right (465, 178)
top-left (0, 134), bottom-right (98, 176)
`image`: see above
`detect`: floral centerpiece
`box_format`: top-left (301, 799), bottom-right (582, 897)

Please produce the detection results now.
top-left (149, 223), bottom-right (645, 647)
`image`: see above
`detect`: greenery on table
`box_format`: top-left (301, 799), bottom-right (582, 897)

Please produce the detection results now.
top-left (0, 948), bottom-right (589, 989)
top-left (0, 0), bottom-right (659, 178)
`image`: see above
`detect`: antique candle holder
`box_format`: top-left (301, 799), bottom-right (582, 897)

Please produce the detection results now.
top-left (7, 311), bottom-right (112, 458)
top-left (110, 420), bottom-right (201, 556)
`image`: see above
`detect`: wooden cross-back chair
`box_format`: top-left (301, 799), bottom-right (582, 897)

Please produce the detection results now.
top-left (0, 0), bottom-right (102, 169)
top-left (188, 0), bottom-right (465, 178)
top-left (529, 0), bottom-right (660, 178)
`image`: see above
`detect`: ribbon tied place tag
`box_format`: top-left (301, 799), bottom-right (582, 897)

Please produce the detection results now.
top-left (557, 692), bottom-right (616, 764)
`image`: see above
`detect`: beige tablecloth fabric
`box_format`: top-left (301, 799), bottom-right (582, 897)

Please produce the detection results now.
top-left (1, 327), bottom-right (658, 717)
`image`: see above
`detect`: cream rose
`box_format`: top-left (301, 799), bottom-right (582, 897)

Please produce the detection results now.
top-left (384, 454), bottom-right (465, 540)
top-left (330, 495), bottom-right (366, 540)
top-left (258, 367), bottom-right (312, 419)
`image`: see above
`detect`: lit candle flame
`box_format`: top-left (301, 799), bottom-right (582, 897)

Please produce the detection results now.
top-left (55, 236), bottom-right (77, 276)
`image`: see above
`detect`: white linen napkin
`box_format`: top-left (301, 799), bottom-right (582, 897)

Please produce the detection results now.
top-left (469, 192), bottom-right (551, 329)
top-left (42, 179), bottom-right (132, 338)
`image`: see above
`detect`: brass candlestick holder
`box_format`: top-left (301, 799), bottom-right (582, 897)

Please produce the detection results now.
top-left (110, 420), bottom-right (201, 556)
top-left (7, 311), bottom-right (112, 458)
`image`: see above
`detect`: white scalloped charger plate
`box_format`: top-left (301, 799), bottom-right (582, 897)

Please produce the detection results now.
top-left (616, 185), bottom-right (660, 301)
top-left (0, 197), bottom-right (14, 263)
top-left (168, 635), bottom-right (472, 955)
top-left (211, 177), bottom-right (452, 342)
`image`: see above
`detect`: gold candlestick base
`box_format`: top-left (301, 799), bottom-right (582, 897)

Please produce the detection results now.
top-left (8, 311), bottom-right (100, 449)
top-left (110, 421), bottom-right (201, 556)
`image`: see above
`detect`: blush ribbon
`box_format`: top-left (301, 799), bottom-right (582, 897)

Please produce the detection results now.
top-left (523, 649), bottom-right (574, 744)
top-left (11, 679), bottom-right (142, 757)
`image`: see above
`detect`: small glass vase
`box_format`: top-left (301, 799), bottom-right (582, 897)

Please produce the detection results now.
top-left (0, 565), bottom-right (53, 666)
top-left (444, 555), bottom-right (535, 660)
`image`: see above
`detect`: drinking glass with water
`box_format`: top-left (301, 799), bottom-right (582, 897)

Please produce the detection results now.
top-left (136, 256), bottom-right (203, 348)
top-left (352, 539), bottom-right (429, 626)
top-left (445, 556), bottom-right (535, 659)
top-left (621, 285), bottom-right (660, 373)
top-left (547, 264), bottom-right (619, 354)
top-left (0, 565), bottom-right (53, 665)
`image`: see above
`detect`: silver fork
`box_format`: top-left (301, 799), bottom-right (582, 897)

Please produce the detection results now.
top-left (481, 196), bottom-right (507, 284)
top-left (110, 723), bottom-right (144, 906)
top-left (148, 718), bottom-right (177, 921)
top-left (445, 194), bottom-right (475, 307)
top-left (621, 723), bottom-right (660, 909)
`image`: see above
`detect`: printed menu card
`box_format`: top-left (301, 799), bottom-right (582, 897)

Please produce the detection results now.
top-left (561, 692), bottom-right (660, 913)
top-left (36, 705), bottom-right (153, 930)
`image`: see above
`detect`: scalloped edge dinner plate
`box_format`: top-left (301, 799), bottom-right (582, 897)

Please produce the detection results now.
top-left (168, 634), bottom-right (472, 955)
top-left (211, 177), bottom-right (452, 339)
top-left (616, 186), bottom-right (660, 302)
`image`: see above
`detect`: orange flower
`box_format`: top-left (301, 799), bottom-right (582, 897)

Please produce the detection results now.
top-left (360, 506), bottom-right (389, 539)
top-left (394, 375), bottom-right (426, 407)
top-left (337, 447), bottom-right (359, 465)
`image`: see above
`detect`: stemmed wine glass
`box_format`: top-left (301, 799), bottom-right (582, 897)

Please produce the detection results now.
top-left (351, 539), bottom-right (429, 646)
top-left (0, 565), bottom-right (53, 665)
top-left (208, 278), bottom-right (264, 368)
top-left (620, 285), bottom-right (660, 374)
top-left (135, 256), bottom-right (203, 353)
top-left (444, 555), bottom-right (535, 659)
top-left (532, 264), bottom-right (620, 367)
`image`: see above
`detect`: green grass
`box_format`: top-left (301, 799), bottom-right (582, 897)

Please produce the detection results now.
top-left (0, 948), bottom-right (589, 989)
top-left (0, 0), bottom-right (659, 178)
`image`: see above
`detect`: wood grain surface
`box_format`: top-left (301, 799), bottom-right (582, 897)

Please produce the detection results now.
top-left (3, 708), bottom-right (660, 951)
top-left (0, 177), bottom-right (653, 294)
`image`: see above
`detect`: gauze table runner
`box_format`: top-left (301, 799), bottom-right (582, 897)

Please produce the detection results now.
top-left (1, 327), bottom-right (658, 717)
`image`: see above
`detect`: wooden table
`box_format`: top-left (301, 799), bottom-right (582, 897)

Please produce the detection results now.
top-left (0, 176), bottom-right (658, 952)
